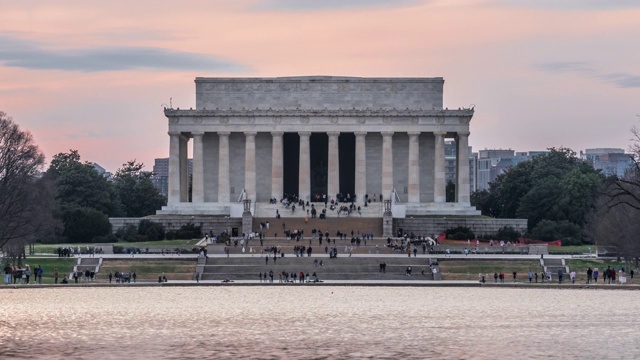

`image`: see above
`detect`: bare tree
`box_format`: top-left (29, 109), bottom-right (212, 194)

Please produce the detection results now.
top-left (0, 111), bottom-right (47, 262)
top-left (586, 125), bottom-right (640, 263)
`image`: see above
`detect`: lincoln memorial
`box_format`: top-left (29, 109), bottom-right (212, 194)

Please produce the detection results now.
top-left (158, 76), bottom-right (480, 221)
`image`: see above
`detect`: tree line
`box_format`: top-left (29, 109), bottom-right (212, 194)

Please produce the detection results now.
top-left (0, 112), bottom-right (166, 261)
top-left (2, 111), bottom-right (639, 262)
top-left (471, 145), bottom-right (640, 262)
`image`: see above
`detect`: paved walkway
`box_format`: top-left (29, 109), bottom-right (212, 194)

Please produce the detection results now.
top-left (24, 253), bottom-right (583, 260)
top-left (3, 280), bottom-right (638, 289)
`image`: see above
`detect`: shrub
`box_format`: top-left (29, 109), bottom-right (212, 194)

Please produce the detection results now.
top-left (62, 205), bottom-right (112, 243)
top-left (175, 223), bottom-right (201, 239)
top-left (495, 226), bottom-right (521, 241)
top-left (138, 219), bottom-right (165, 241)
top-left (115, 224), bottom-right (141, 242)
top-left (445, 226), bottom-right (475, 240)
top-left (92, 234), bottom-right (118, 243)
top-left (529, 220), bottom-right (581, 245)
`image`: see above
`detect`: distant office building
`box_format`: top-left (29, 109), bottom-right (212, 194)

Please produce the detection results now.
top-left (444, 140), bottom-right (476, 195)
top-left (152, 158), bottom-right (192, 199)
top-left (581, 148), bottom-right (634, 177)
top-left (92, 163), bottom-right (112, 179)
top-left (474, 150), bottom-right (546, 191)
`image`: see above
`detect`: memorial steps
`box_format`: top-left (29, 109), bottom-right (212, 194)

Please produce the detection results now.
top-left (253, 202), bottom-right (383, 218)
top-left (200, 256), bottom-right (436, 281)
top-left (250, 217), bottom-right (383, 238)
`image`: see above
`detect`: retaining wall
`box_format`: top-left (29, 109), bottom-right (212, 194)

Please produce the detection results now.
top-left (394, 217), bottom-right (528, 237)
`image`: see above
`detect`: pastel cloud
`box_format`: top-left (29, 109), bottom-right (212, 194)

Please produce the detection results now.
top-left (487, 0), bottom-right (640, 11)
top-left (253, 0), bottom-right (421, 11)
top-left (0, 35), bottom-right (247, 73)
top-left (534, 61), bottom-right (640, 88)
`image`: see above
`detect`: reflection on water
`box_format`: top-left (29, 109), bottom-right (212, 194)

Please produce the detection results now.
top-left (1, 287), bottom-right (639, 359)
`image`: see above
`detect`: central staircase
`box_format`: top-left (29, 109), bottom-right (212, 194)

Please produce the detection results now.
top-left (200, 256), bottom-right (436, 281)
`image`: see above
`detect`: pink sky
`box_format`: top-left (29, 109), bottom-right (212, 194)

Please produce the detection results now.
top-left (1, 0), bottom-right (639, 172)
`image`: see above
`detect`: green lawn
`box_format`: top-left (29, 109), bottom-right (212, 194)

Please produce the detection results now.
top-left (547, 245), bottom-right (594, 254)
top-left (98, 259), bottom-right (196, 281)
top-left (566, 259), bottom-right (627, 271)
top-left (438, 260), bottom-right (542, 280)
top-left (4, 258), bottom-right (77, 284)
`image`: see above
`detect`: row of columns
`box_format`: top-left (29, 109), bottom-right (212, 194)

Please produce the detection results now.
top-left (168, 131), bottom-right (471, 205)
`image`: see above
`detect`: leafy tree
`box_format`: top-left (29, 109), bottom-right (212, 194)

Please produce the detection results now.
top-left (471, 189), bottom-right (498, 217)
top-left (529, 220), bottom-right (581, 245)
top-left (113, 160), bottom-right (166, 217)
top-left (62, 205), bottom-right (112, 243)
top-left (0, 112), bottom-right (56, 262)
top-left (47, 150), bottom-right (122, 216)
top-left (474, 148), bottom-right (605, 236)
top-left (586, 126), bottom-right (640, 261)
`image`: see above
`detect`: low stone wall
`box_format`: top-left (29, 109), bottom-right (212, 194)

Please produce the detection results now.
top-left (394, 217), bottom-right (528, 237)
top-left (109, 216), bottom-right (242, 235)
top-left (110, 218), bottom-right (142, 232)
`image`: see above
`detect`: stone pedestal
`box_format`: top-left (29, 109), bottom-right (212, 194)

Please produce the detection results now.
top-left (383, 199), bottom-right (393, 237)
top-left (383, 213), bottom-right (393, 238)
top-left (242, 199), bottom-right (253, 235)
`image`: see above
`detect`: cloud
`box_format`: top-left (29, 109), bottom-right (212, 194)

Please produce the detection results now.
top-left (534, 61), bottom-right (594, 73)
top-left (253, 0), bottom-right (422, 11)
top-left (486, 0), bottom-right (640, 11)
top-left (0, 35), bottom-right (247, 73)
top-left (598, 73), bottom-right (640, 89)
top-left (534, 61), bottom-right (640, 89)
top-left (65, 130), bottom-right (128, 140)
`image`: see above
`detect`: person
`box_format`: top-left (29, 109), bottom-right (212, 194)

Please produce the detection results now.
top-left (109, 272), bottom-right (113, 283)
top-left (570, 271), bottom-right (576, 284)
top-left (593, 268), bottom-right (599, 283)
top-left (493, 273), bottom-right (498, 283)
top-left (586, 267), bottom-right (593, 284)
top-left (54, 268), bottom-right (59, 284)
top-left (195, 272), bottom-right (199, 283)
top-left (528, 271), bottom-right (533, 283)
top-left (512, 271), bottom-right (517, 282)
top-left (631, 269), bottom-right (635, 280)
top-left (534, 272), bottom-right (538, 283)
top-left (558, 269), bottom-right (563, 284)
top-left (61, 275), bottom-right (69, 284)
top-left (24, 265), bottom-right (31, 284)
top-left (37, 265), bottom-right (43, 284)
top-left (4, 263), bottom-right (12, 284)
top-left (132, 272), bottom-right (137, 283)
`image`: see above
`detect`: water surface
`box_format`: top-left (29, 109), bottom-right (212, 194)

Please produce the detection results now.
top-left (1, 287), bottom-right (638, 359)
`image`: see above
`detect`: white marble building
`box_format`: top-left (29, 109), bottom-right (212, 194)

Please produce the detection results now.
top-left (158, 76), bottom-right (480, 217)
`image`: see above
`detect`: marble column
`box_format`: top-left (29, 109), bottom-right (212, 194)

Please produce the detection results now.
top-left (167, 132), bottom-right (181, 205)
top-left (456, 131), bottom-right (471, 205)
top-left (271, 131), bottom-right (284, 201)
top-left (179, 134), bottom-right (189, 202)
top-left (327, 132), bottom-right (340, 200)
top-left (434, 131), bottom-right (447, 203)
top-left (408, 131), bottom-right (420, 203)
top-left (218, 132), bottom-right (230, 203)
top-left (354, 131), bottom-right (367, 203)
top-left (191, 132), bottom-right (205, 203)
top-left (298, 131), bottom-right (311, 202)
top-left (381, 132), bottom-right (394, 200)
top-left (244, 131), bottom-right (257, 201)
